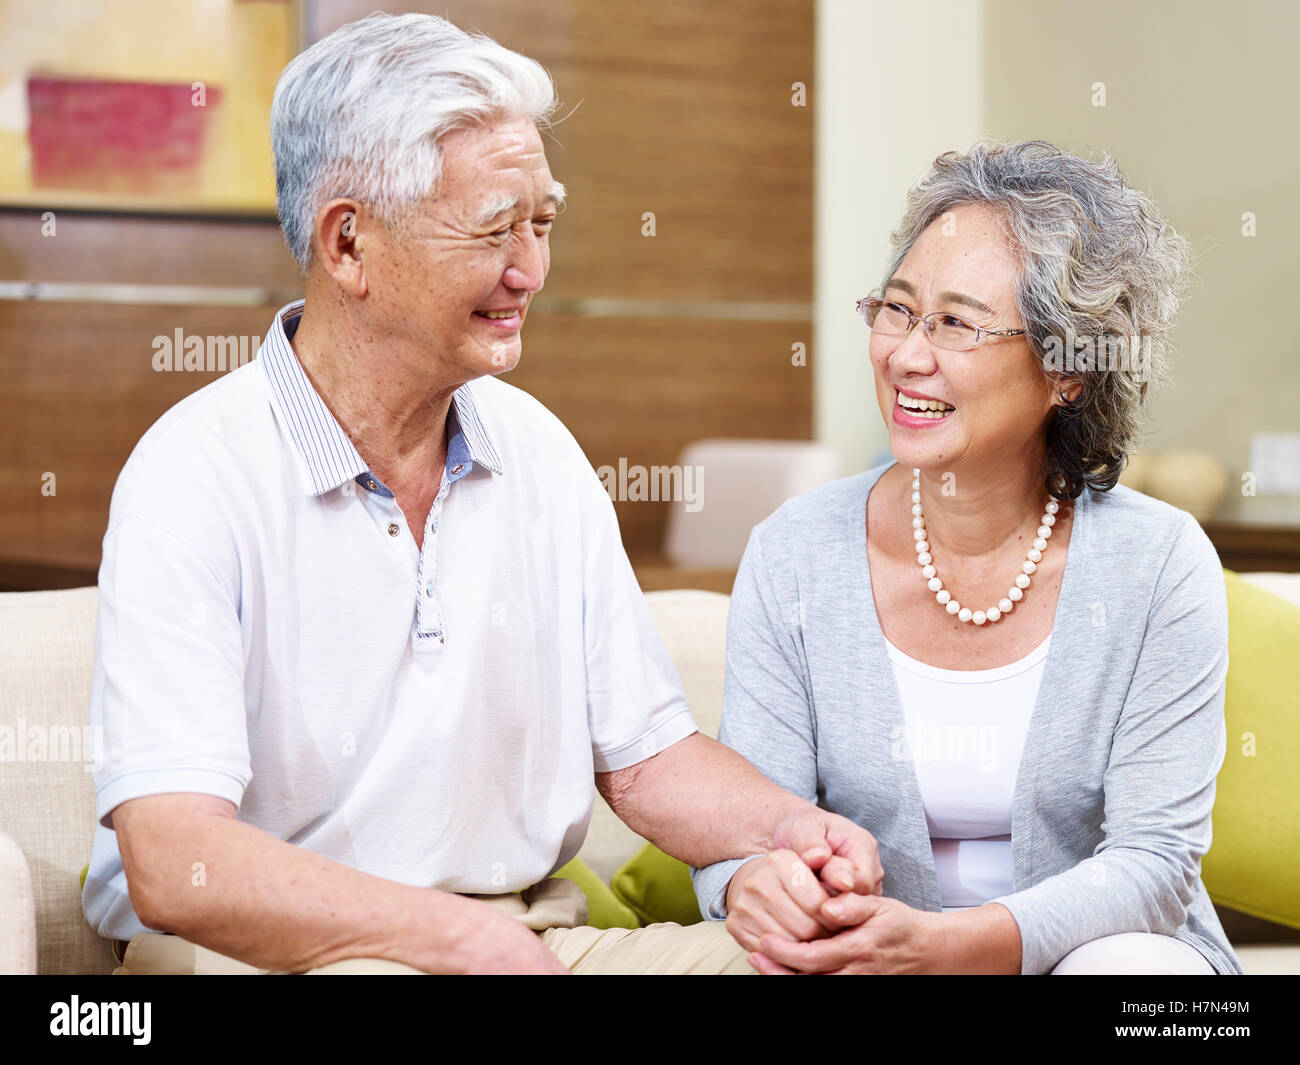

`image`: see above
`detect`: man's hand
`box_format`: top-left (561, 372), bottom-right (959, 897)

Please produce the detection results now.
top-left (748, 895), bottom-right (941, 975)
top-left (724, 810), bottom-right (885, 954)
top-left (724, 850), bottom-right (837, 953)
top-left (445, 898), bottom-right (570, 975)
top-left (770, 809), bottom-right (884, 898)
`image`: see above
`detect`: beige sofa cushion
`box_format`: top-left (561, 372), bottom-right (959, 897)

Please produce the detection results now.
top-left (0, 829), bottom-right (37, 973)
top-left (0, 585), bottom-right (729, 968)
top-left (576, 590), bottom-right (730, 881)
top-left (0, 587), bottom-right (116, 974)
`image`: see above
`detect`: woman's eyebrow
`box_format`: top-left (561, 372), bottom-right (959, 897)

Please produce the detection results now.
top-left (885, 278), bottom-right (996, 317)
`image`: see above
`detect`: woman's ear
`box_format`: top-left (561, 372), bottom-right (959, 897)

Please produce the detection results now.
top-left (1055, 379), bottom-right (1083, 405)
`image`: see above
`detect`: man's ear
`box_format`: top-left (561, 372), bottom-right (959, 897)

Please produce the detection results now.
top-left (312, 198), bottom-right (369, 297)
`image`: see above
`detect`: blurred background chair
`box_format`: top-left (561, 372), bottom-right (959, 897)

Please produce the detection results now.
top-left (664, 438), bottom-right (840, 569)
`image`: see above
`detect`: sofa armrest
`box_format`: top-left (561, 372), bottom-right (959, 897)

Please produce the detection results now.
top-left (0, 830), bottom-right (37, 973)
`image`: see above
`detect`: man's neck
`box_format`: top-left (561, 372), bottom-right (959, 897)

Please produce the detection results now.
top-left (289, 300), bottom-right (455, 491)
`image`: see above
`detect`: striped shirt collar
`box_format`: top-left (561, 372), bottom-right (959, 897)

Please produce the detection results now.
top-left (258, 299), bottom-right (503, 496)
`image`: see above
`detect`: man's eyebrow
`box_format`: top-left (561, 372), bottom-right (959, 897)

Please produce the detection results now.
top-left (884, 278), bottom-right (996, 318)
top-left (473, 194), bottom-right (521, 229)
top-left (472, 182), bottom-right (566, 229)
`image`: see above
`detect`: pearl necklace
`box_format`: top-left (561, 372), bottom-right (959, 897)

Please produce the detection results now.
top-left (910, 467), bottom-right (1060, 626)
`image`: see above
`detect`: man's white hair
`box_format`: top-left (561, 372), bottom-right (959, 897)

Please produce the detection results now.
top-left (271, 11), bottom-right (560, 273)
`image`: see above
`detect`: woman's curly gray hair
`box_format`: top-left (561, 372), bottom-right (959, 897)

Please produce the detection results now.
top-left (878, 139), bottom-right (1194, 500)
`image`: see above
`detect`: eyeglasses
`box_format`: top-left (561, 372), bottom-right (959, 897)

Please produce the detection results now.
top-left (855, 296), bottom-right (1026, 352)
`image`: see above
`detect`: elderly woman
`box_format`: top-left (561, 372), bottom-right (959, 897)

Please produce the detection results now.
top-left (691, 140), bottom-right (1241, 975)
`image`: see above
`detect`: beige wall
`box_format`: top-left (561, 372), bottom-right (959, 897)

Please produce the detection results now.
top-left (815, 0), bottom-right (982, 470)
top-left (817, 0), bottom-right (1300, 518)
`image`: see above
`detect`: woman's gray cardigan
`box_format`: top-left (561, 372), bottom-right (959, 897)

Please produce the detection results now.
top-left (691, 462), bottom-right (1241, 974)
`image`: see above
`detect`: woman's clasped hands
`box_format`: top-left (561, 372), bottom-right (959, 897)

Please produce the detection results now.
top-left (725, 846), bottom-right (945, 975)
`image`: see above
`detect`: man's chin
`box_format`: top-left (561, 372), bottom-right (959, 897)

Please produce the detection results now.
top-left (481, 338), bottom-right (522, 375)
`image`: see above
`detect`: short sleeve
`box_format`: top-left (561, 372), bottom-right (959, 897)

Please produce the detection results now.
top-left (579, 471), bottom-right (697, 773)
top-left (92, 513), bottom-right (251, 828)
top-left (691, 526), bottom-right (819, 919)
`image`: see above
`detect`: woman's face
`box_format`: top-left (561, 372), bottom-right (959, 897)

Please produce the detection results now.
top-left (870, 201), bottom-right (1063, 479)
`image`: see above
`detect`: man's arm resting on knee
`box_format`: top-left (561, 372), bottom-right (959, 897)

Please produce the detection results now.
top-left (596, 733), bottom-right (881, 895)
top-left (112, 794), bottom-right (566, 974)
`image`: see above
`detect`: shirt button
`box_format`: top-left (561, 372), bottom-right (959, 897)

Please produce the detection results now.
top-left (387, 522), bottom-right (400, 537)
top-left (451, 464), bottom-right (464, 475)
top-left (432, 520), bottom-right (439, 532)
top-left (366, 479), bottom-right (379, 491)
top-left (425, 581), bottom-right (434, 597)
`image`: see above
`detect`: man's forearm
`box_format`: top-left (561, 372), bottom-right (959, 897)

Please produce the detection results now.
top-left (597, 733), bottom-right (813, 868)
top-left (120, 802), bottom-right (481, 973)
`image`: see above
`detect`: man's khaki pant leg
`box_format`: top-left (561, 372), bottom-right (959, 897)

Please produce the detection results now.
top-left (541, 919), bottom-right (757, 974)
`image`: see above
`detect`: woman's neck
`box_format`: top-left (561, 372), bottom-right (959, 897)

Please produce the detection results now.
top-left (904, 461), bottom-right (1056, 565)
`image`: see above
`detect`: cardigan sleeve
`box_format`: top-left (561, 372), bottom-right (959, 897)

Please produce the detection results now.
top-left (990, 510), bottom-right (1230, 973)
top-left (690, 526), bottom-right (820, 920)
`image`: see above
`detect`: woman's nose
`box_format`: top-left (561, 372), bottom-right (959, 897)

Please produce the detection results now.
top-left (888, 320), bottom-right (940, 372)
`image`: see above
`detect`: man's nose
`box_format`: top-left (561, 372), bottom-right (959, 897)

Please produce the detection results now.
top-left (503, 229), bottom-right (546, 293)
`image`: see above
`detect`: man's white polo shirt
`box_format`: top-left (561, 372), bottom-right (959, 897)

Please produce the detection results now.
top-left (83, 300), bottom-right (697, 941)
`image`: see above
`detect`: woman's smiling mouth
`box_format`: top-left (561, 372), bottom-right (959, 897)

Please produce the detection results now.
top-left (894, 388), bottom-right (956, 424)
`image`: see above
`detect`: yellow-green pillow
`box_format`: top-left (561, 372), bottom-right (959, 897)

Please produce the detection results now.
top-left (552, 857), bottom-right (641, 929)
top-left (610, 844), bottom-right (703, 927)
top-left (1202, 570), bottom-right (1300, 928)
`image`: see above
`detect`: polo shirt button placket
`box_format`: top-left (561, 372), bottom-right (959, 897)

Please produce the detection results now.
top-left (416, 493), bottom-right (447, 646)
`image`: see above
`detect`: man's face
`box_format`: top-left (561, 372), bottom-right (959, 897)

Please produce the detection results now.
top-left (362, 114), bottom-right (560, 382)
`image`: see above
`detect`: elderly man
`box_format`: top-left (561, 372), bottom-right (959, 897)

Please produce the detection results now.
top-left (81, 12), bottom-right (880, 975)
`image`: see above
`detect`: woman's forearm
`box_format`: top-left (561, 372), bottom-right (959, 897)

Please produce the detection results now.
top-left (934, 902), bottom-right (1023, 974)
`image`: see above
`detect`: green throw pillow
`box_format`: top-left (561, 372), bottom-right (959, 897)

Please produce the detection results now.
top-left (1202, 570), bottom-right (1300, 929)
top-left (610, 843), bottom-right (703, 927)
top-left (552, 857), bottom-right (641, 930)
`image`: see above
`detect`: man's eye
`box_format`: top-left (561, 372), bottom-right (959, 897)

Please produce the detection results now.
top-left (490, 226), bottom-right (512, 239)
top-left (533, 218), bottom-right (554, 233)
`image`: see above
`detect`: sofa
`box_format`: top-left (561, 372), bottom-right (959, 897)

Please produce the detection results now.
top-left (2, 580), bottom-right (1297, 974)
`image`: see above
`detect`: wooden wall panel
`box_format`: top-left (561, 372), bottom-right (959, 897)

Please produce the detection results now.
top-left (0, 303), bottom-right (280, 572)
top-left (0, 0), bottom-right (813, 588)
top-left (504, 314), bottom-right (812, 553)
top-left (316, 0), bottom-right (816, 304)
top-left (0, 212), bottom-right (302, 288)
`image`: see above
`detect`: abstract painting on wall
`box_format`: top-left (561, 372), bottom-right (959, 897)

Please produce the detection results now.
top-left (0, 0), bottom-right (301, 216)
